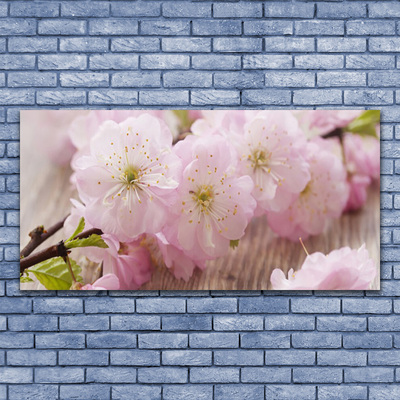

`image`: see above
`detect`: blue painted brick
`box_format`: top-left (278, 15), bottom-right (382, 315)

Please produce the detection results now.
top-left (296, 55), bottom-right (344, 69)
top-left (292, 332), bottom-right (342, 349)
top-left (343, 299), bottom-right (392, 314)
top-left (265, 315), bottom-right (314, 330)
top-left (112, 385), bottom-right (161, 400)
top-left (138, 367), bottom-right (187, 383)
top-left (187, 298), bottom-right (237, 313)
top-left (6, 144), bottom-right (19, 158)
top-left (318, 350), bottom-right (366, 366)
top-left (214, 384), bottom-right (264, 400)
top-left (163, 385), bottom-right (212, 400)
top-left (244, 55), bottom-right (292, 70)
top-left (292, 298), bottom-right (341, 313)
top-left (139, 333), bottom-right (188, 349)
top-left (317, 3), bottom-right (366, 18)
top-left (162, 315), bottom-right (211, 331)
top-left (242, 89), bottom-right (291, 105)
top-left (0, 19), bottom-right (36, 36)
top-left (193, 54), bottom-right (241, 70)
top-left (9, 37), bottom-right (57, 53)
top-left (369, 316), bottom-right (400, 331)
top-left (242, 367), bottom-right (291, 383)
top-left (239, 297), bottom-right (289, 313)
top-left (140, 90), bottom-right (188, 106)
top-left (141, 54), bottom-right (189, 69)
top-left (163, 71), bottom-right (212, 88)
top-left (9, 72), bottom-right (57, 88)
top-left (214, 350), bottom-right (264, 366)
top-left (141, 20), bottom-right (190, 36)
top-left (0, 332), bottom-right (33, 348)
top-left (265, 385), bottom-right (316, 400)
top-left (110, 350), bottom-right (160, 366)
top-left (36, 333), bottom-right (85, 349)
top-left (369, 2), bottom-right (400, 18)
top-left (60, 384), bottom-right (111, 400)
top-left (370, 38), bottom-right (400, 53)
top-left (7, 349), bottom-right (56, 366)
top-left (266, 72), bottom-right (315, 88)
top-left (86, 367), bottom-right (137, 383)
top-left (111, 2), bottom-right (160, 17)
top-left (87, 332), bottom-right (136, 348)
top-left (265, 2), bottom-right (314, 18)
top-left (343, 333), bottom-right (392, 349)
top-left (0, 367), bottom-right (33, 383)
top-left (112, 71), bottom-right (160, 88)
top-left (318, 38), bottom-right (367, 53)
top-left (60, 315), bottom-right (109, 331)
top-left (189, 332), bottom-right (239, 348)
top-left (214, 315), bottom-right (263, 331)
top-left (293, 367), bottom-right (342, 383)
top-left (8, 315), bottom-right (57, 331)
top-left (37, 90), bottom-right (87, 105)
top-left (162, 38), bottom-right (211, 53)
top-left (347, 20), bottom-right (396, 36)
top-left (0, 55), bottom-right (35, 70)
top-left (190, 367), bottom-right (239, 383)
top-left (38, 54), bottom-right (87, 70)
top-left (265, 350), bottom-right (315, 365)
top-left (89, 90), bottom-right (138, 105)
top-left (90, 54), bottom-right (138, 70)
top-left (85, 298), bottom-right (135, 313)
top-left (60, 72), bottom-right (109, 88)
top-left (191, 90), bottom-right (240, 106)
top-left (317, 316), bottom-right (366, 331)
top-left (61, 2), bottom-right (110, 17)
top-left (295, 20), bottom-right (344, 36)
top-left (39, 19), bottom-right (86, 35)
top-left (193, 20), bottom-right (241, 36)
top-left (266, 37), bottom-right (314, 52)
top-left (136, 298), bottom-right (185, 313)
top-left (111, 38), bottom-right (159, 52)
top-left (59, 350), bottom-right (109, 366)
top-left (34, 298), bottom-right (83, 313)
top-left (214, 3), bottom-right (262, 18)
top-left (241, 332), bottom-right (291, 348)
top-left (35, 367), bottom-right (84, 383)
top-left (60, 38), bottom-right (109, 53)
top-left (10, 2), bottom-right (59, 17)
top-left (162, 350), bottom-right (211, 366)
top-left (163, 2), bottom-right (211, 18)
top-left (9, 385), bottom-right (58, 400)
top-left (345, 367), bottom-right (394, 383)
top-left (89, 19), bottom-right (138, 35)
top-left (346, 55), bottom-right (395, 69)
top-left (214, 38), bottom-right (262, 53)
top-left (369, 350), bottom-right (400, 366)
top-left (344, 90), bottom-right (393, 106)
top-left (318, 385), bottom-right (367, 400)
top-left (244, 20), bottom-right (292, 36)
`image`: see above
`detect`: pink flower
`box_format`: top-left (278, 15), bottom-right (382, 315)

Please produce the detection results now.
top-left (304, 110), bottom-right (363, 136)
top-left (156, 232), bottom-right (206, 282)
top-left (344, 174), bottom-right (371, 212)
top-left (166, 134), bottom-right (256, 259)
top-left (80, 274), bottom-right (120, 290)
top-left (270, 244), bottom-right (376, 290)
top-left (25, 110), bottom-right (88, 165)
top-left (64, 201), bottom-right (153, 290)
top-left (74, 114), bottom-right (181, 241)
top-left (237, 111), bottom-right (311, 213)
top-left (267, 141), bottom-right (349, 241)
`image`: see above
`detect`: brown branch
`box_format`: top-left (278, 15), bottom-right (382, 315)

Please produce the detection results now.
top-left (20, 228), bottom-right (104, 274)
top-left (20, 216), bottom-right (68, 258)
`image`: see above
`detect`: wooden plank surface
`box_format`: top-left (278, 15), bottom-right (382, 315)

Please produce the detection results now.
top-left (20, 121), bottom-right (380, 291)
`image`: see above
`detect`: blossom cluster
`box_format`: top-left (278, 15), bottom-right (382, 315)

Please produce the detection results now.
top-left (31, 109), bottom-right (379, 290)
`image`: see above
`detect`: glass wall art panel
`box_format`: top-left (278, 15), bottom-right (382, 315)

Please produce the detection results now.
top-left (20, 110), bottom-right (380, 291)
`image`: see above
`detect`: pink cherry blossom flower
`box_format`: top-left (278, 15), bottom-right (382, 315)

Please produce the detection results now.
top-left (74, 114), bottom-right (181, 241)
top-left (80, 274), bottom-right (120, 290)
top-left (156, 232), bottom-right (206, 282)
top-left (24, 110), bottom-right (89, 165)
top-left (302, 110), bottom-right (363, 137)
top-left (166, 134), bottom-right (256, 259)
top-left (270, 244), bottom-right (376, 290)
top-left (237, 111), bottom-right (311, 213)
top-left (64, 200), bottom-right (153, 290)
top-left (267, 141), bottom-right (349, 241)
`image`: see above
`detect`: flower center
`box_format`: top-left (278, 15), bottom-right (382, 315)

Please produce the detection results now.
top-left (249, 148), bottom-right (271, 169)
top-left (194, 185), bottom-right (214, 211)
top-left (124, 165), bottom-right (139, 184)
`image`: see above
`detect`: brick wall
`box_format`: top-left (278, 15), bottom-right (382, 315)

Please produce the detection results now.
top-left (0, 1), bottom-right (399, 399)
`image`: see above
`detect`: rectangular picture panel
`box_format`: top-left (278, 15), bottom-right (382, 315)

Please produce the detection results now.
top-left (20, 110), bottom-right (380, 291)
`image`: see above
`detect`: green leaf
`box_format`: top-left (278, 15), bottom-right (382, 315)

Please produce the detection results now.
top-left (230, 239), bottom-right (240, 249)
top-left (20, 276), bottom-right (34, 283)
top-left (65, 234), bottom-right (108, 250)
top-left (27, 257), bottom-right (83, 290)
top-left (345, 110), bottom-right (380, 138)
top-left (66, 217), bottom-right (85, 242)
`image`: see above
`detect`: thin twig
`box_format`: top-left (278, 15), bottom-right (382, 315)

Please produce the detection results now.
top-left (20, 216), bottom-right (68, 258)
top-left (20, 228), bottom-right (103, 274)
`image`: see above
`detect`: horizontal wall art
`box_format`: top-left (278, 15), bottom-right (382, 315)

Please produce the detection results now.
top-left (20, 110), bottom-right (380, 291)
